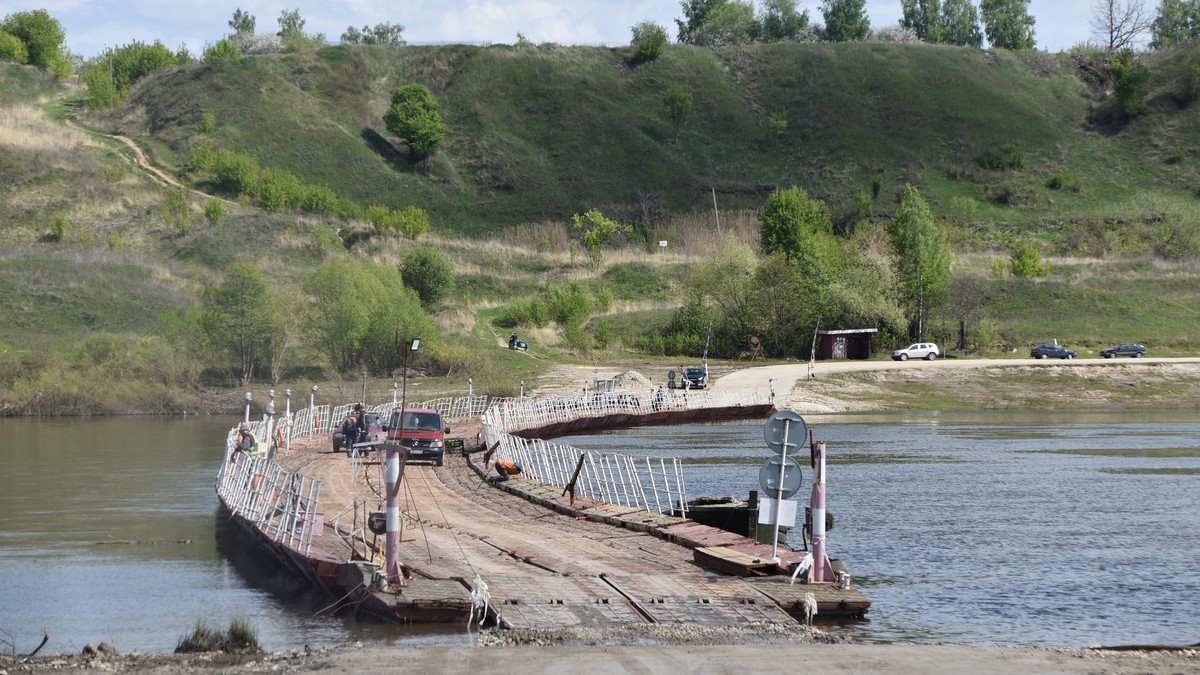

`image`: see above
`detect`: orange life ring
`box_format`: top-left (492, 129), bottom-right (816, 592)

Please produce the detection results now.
top-left (275, 427), bottom-right (286, 447)
top-left (313, 409), bottom-right (321, 429)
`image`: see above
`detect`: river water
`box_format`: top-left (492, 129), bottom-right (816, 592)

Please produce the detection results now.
top-left (1, 412), bottom-right (1197, 653)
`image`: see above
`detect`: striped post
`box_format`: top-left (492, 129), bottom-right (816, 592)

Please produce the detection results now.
top-left (810, 441), bottom-right (835, 583)
top-left (384, 443), bottom-right (407, 585)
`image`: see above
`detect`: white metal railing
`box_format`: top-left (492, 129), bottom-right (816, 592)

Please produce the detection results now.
top-left (480, 387), bottom-right (770, 516)
top-left (215, 395), bottom-right (490, 555)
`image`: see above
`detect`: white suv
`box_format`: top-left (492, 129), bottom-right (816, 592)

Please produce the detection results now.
top-left (891, 342), bottom-right (939, 361)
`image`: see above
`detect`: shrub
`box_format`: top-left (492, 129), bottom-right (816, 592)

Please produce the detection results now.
top-left (1046, 173), bottom-right (1065, 190)
top-left (163, 187), bottom-right (193, 234)
top-left (200, 111), bottom-right (215, 134)
top-left (175, 619), bottom-right (261, 655)
top-left (211, 149), bottom-right (259, 195)
top-left (203, 198), bottom-right (224, 225)
top-left (49, 211), bottom-right (67, 241)
top-left (299, 184), bottom-right (338, 213)
top-left (1008, 240), bottom-right (1051, 277)
top-left (401, 246), bottom-right (455, 307)
top-left (978, 142), bottom-right (1024, 170)
top-left (0, 30), bottom-right (28, 63)
top-left (630, 21), bottom-right (667, 63)
top-left (256, 168), bottom-right (304, 211)
top-left (394, 206), bottom-right (430, 240)
top-left (496, 297), bottom-right (549, 328)
top-left (203, 37), bottom-right (241, 65)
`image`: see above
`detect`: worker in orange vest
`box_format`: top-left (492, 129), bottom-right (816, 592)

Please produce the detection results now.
top-left (494, 458), bottom-right (522, 482)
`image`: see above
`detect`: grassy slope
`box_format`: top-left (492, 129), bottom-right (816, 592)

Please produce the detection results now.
top-left (3, 41), bottom-right (1200, 382)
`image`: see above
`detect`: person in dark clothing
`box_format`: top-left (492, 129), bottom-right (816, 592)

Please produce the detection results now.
top-left (342, 411), bottom-right (359, 457)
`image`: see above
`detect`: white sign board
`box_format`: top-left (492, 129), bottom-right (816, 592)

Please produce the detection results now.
top-left (658, 240), bottom-right (668, 248)
top-left (757, 497), bottom-right (798, 526)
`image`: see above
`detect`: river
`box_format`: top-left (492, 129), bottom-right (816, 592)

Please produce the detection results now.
top-left (0, 411), bottom-right (1197, 653)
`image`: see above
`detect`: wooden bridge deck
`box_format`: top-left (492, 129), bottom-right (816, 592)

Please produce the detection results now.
top-left (272, 433), bottom-right (868, 630)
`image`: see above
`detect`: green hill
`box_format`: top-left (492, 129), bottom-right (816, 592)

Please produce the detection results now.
top-left (3, 41), bottom-right (1200, 415)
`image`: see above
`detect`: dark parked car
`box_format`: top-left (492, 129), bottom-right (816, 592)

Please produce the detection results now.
top-left (1030, 343), bottom-right (1076, 360)
top-left (1100, 343), bottom-right (1146, 358)
top-left (680, 366), bottom-right (708, 389)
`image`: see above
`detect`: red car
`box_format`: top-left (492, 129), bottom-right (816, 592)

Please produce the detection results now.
top-left (383, 407), bottom-right (448, 466)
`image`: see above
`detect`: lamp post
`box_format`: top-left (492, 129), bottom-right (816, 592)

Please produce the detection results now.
top-left (243, 392), bottom-right (252, 424)
top-left (520, 380), bottom-right (525, 398)
top-left (309, 385), bottom-right (318, 430)
top-left (769, 378), bottom-right (775, 402)
top-left (468, 378), bottom-right (473, 400)
top-left (385, 337), bottom-right (420, 586)
top-left (392, 382), bottom-right (398, 408)
top-left (266, 389), bottom-right (276, 422)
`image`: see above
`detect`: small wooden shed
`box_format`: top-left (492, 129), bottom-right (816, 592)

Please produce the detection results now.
top-left (815, 328), bottom-right (877, 360)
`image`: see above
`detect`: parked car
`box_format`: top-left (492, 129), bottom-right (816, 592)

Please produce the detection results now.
top-left (680, 366), bottom-right (708, 389)
top-left (1031, 343), bottom-right (1076, 359)
top-left (383, 407), bottom-right (448, 466)
top-left (1100, 343), bottom-right (1146, 358)
top-left (891, 343), bottom-right (940, 361)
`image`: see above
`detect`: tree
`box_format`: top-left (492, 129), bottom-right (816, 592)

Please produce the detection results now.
top-left (383, 84), bottom-right (448, 164)
top-left (630, 21), bottom-right (668, 62)
top-left (1008, 240), bottom-right (1051, 277)
top-left (676, 0), bottom-right (731, 44)
top-left (822, 0), bottom-right (871, 42)
top-left (901, 0), bottom-right (943, 42)
top-left (662, 84), bottom-right (693, 143)
top-left (1092, 0), bottom-right (1153, 51)
top-left (229, 8), bottom-right (256, 36)
top-left (979, 0), bottom-right (1036, 49)
top-left (1150, 0), bottom-right (1200, 48)
top-left (761, 0), bottom-right (810, 42)
top-left (1, 9), bottom-right (69, 78)
top-left (199, 263), bottom-right (279, 385)
top-left (572, 209), bottom-right (631, 268)
top-left (688, 1), bottom-right (759, 45)
top-left (1111, 47), bottom-right (1150, 117)
top-left (401, 246), bottom-right (455, 307)
top-left (941, 0), bottom-right (984, 46)
top-left (277, 8), bottom-right (305, 40)
top-left (759, 186), bottom-right (833, 269)
top-left (0, 30), bottom-right (28, 63)
top-left (341, 22), bottom-right (406, 45)
top-left (887, 185), bottom-right (952, 340)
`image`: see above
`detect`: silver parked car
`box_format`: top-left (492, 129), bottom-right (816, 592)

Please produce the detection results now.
top-left (891, 342), bottom-right (940, 361)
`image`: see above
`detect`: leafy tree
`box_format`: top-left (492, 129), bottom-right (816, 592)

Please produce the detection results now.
top-left (83, 41), bottom-right (179, 109)
top-left (304, 260), bottom-right (433, 375)
top-left (572, 209), bottom-right (631, 268)
top-left (1091, 0), bottom-right (1153, 52)
top-left (1008, 240), bottom-right (1051, 277)
top-left (901, 0), bottom-right (943, 42)
top-left (203, 36), bottom-right (242, 65)
top-left (0, 30), bottom-right (28, 63)
top-left (277, 8), bottom-right (324, 49)
top-left (401, 246), bottom-right (455, 307)
top-left (822, 0), bottom-right (871, 42)
top-left (1111, 47), bottom-right (1150, 116)
top-left (630, 21), bottom-right (668, 62)
top-left (341, 22), bottom-right (406, 45)
top-left (383, 83), bottom-right (448, 164)
top-left (1, 9), bottom-right (70, 77)
top-left (759, 186), bottom-right (833, 266)
top-left (979, 0), bottom-right (1036, 49)
top-left (199, 263), bottom-right (279, 385)
top-left (887, 185), bottom-right (952, 340)
top-left (745, 251), bottom-right (810, 357)
top-left (1150, 0), bottom-right (1200, 48)
top-left (395, 206), bottom-right (430, 239)
top-left (676, 0), bottom-right (731, 44)
top-left (229, 8), bottom-right (256, 36)
top-left (689, 1), bottom-right (759, 45)
top-left (761, 0), bottom-right (810, 42)
top-left (688, 233), bottom-right (757, 332)
top-left (662, 84), bottom-right (693, 143)
top-left (941, 0), bottom-right (985, 46)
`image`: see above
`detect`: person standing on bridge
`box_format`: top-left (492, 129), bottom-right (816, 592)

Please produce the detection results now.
top-left (494, 458), bottom-right (522, 482)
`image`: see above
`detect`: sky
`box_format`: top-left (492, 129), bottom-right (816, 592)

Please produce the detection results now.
top-left (7, 1), bottom-right (1098, 61)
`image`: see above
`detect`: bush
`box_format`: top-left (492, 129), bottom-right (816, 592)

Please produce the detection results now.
top-left (163, 188), bottom-right (193, 234)
top-left (394, 206), bottom-right (430, 240)
top-left (401, 246), bottom-right (455, 307)
top-left (299, 184), bottom-right (338, 213)
top-left (0, 30), bottom-right (28, 63)
top-left (630, 21), bottom-right (667, 63)
top-left (978, 142), bottom-right (1024, 170)
top-left (204, 199), bottom-right (224, 225)
top-left (203, 37), bottom-right (241, 65)
top-left (256, 168), bottom-right (304, 211)
top-left (1008, 240), bottom-right (1051, 277)
top-left (211, 149), bottom-right (259, 195)
top-left (496, 297), bottom-right (549, 327)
